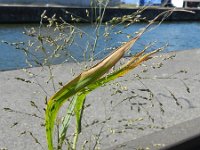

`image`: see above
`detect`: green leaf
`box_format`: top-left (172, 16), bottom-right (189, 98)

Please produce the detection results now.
top-left (85, 48), bottom-right (161, 92)
top-left (45, 26), bottom-right (145, 150)
top-left (72, 93), bottom-right (87, 149)
top-left (58, 96), bottom-right (77, 149)
top-left (74, 93), bottom-right (86, 134)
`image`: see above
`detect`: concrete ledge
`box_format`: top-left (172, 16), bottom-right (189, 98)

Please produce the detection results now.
top-left (0, 6), bottom-right (200, 23)
top-left (106, 117), bottom-right (200, 150)
top-left (1, 49), bottom-right (200, 149)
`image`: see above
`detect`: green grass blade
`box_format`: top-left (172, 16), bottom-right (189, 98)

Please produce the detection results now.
top-left (45, 30), bottom-right (146, 150)
top-left (86, 48), bottom-right (161, 92)
top-left (74, 93), bottom-right (86, 134)
top-left (73, 93), bottom-right (86, 149)
top-left (58, 96), bottom-right (77, 149)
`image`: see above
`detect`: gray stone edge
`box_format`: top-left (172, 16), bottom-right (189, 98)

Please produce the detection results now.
top-left (105, 117), bottom-right (200, 150)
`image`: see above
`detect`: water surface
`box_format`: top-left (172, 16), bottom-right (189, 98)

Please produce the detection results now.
top-left (0, 22), bottom-right (200, 71)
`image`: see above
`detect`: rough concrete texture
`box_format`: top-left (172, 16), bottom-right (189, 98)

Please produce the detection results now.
top-left (0, 49), bottom-right (200, 150)
top-left (107, 116), bottom-right (200, 150)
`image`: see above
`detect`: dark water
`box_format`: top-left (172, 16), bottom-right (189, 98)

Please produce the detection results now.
top-left (0, 22), bottom-right (200, 71)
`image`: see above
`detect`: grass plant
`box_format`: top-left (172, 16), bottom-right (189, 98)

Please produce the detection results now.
top-left (44, 10), bottom-right (176, 150)
top-left (2, 2), bottom-right (194, 150)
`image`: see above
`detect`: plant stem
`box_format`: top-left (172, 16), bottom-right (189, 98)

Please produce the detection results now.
top-left (72, 131), bottom-right (78, 150)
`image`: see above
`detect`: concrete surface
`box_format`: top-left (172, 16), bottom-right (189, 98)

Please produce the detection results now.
top-left (107, 116), bottom-right (200, 150)
top-left (0, 49), bottom-right (200, 149)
